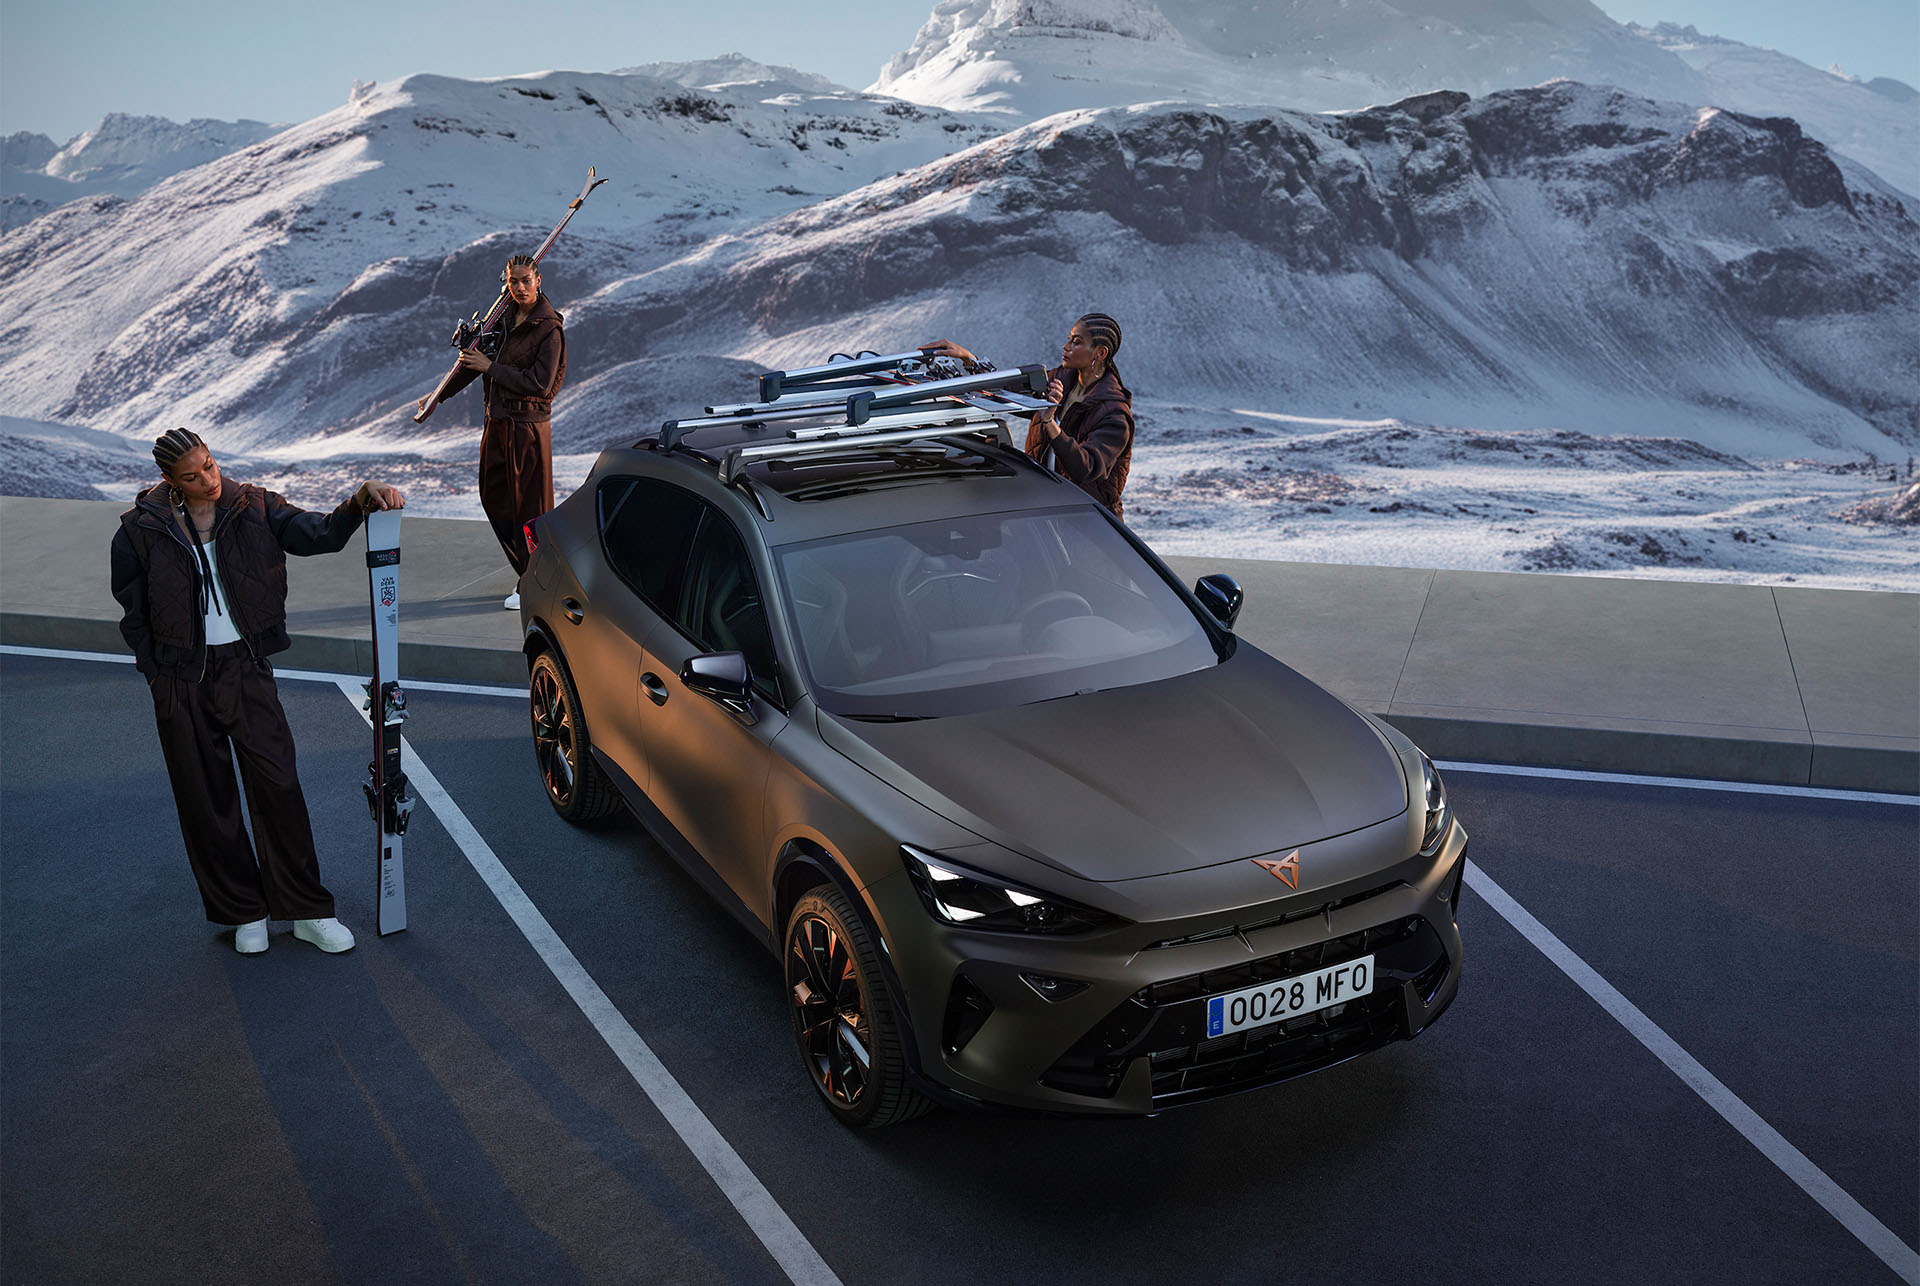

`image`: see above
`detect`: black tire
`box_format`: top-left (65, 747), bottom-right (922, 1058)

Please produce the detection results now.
top-left (784, 885), bottom-right (933, 1128)
top-left (529, 650), bottom-right (620, 823)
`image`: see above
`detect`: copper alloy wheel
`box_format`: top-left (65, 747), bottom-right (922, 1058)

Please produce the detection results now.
top-left (788, 910), bottom-right (872, 1108)
top-left (530, 661), bottom-right (578, 808)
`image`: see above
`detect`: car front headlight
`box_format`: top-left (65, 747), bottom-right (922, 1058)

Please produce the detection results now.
top-left (901, 845), bottom-right (1121, 935)
top-left (1419, 752), bottom-right (1452, 856)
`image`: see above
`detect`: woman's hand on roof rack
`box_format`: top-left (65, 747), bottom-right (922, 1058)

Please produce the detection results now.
top-left (919, 338), bottom-right (974, 364)
top-left (917, 338), bottom-right (998, 377)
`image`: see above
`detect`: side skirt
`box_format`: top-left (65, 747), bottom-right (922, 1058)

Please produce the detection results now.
top-left (590, 747), bottom-right (771, 949)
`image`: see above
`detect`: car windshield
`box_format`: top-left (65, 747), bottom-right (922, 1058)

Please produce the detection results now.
top-left (774, 507), bottom-right (1221, 718)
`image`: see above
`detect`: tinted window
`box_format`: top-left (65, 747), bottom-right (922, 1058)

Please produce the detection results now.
top-left (679, 508), bottom-right (781, 703)
top-left (774, 507), bottom-right (1218, 718)
top-left (600, 477), bottom-right (702, 613)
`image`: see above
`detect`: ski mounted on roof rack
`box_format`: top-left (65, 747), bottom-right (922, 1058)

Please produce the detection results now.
top-left (715, 411), bottom-right (1017, 484)
top-left (660, 362), bottom-right (1052, 452)
top-left (658, 356), bottom-right (1049, 451)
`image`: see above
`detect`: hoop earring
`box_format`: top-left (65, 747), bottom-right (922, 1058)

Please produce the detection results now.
top-left (169, 485), bottom-right (185, 509)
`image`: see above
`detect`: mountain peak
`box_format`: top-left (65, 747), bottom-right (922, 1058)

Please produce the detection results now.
top-left (871, 0), bottom-right (1705, 119)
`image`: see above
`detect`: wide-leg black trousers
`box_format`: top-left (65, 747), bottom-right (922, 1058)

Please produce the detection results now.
top-left (150, 641), bottom-right (336, 924)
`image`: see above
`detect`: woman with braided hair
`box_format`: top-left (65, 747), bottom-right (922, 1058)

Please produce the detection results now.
top-left (109, 429), bottom-right (405, 955)
top-left (922, 312), bottom-right (1135, 518)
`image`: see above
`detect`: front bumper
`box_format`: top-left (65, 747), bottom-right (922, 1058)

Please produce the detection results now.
top-left (871, 818), bottom-right (1468, 1116)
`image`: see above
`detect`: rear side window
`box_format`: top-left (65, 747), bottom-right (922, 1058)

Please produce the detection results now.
top-left (599, 477), bottom-right (702, 614)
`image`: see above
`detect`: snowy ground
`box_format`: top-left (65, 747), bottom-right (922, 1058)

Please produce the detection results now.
top-left (7, 406), bottom-right (1914, 593)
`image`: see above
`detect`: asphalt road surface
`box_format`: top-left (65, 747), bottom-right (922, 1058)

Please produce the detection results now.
top-left (3, 648), bottom-right (1914, 1286)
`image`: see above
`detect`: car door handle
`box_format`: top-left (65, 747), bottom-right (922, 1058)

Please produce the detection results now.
top-left (641, 672), bottom-right (669, 706)
top-left (561, 596), bottom-right (585, 624)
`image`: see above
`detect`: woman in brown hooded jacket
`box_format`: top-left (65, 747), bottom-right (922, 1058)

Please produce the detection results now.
top-left (421, 253), bottom-right (565, 606)
top-left (923, 313), bottom-right (1133, 518)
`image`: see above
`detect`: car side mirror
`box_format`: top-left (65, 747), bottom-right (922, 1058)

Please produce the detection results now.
top-left (681, 652), bottom-right (757, 725)
top-left (1194, 574), bottom-right (1243, 630)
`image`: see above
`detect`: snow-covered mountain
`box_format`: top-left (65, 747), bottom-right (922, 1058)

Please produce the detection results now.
top-left (873, 1), bottom-right (1917, 200)
top-left (613, 52), bottom-right (847, 96)
top-left (1629, 23), bottom-right (1919, 196)
top-left (2, 114), bottom-right (284, 230)
top-left (0, 69), bottom-right (1007, 451)
top-left (5, 70), bottom-right (1909, 467)
top-left (874, 0), bottom-right (1708, 118)
top-left (568, 83), bottom-right (1916, 459)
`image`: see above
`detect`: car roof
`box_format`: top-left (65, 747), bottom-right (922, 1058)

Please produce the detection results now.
top-left (591, 426), bottom-right (1095, 546)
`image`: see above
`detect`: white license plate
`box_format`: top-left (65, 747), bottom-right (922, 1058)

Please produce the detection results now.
top-left (1205, 955), bottom-right (1374, 1038)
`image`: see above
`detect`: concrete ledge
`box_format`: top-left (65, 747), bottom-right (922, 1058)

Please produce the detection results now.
top-left (1385, 708), bottom-right (1815, 786)
top-left (6, 496), bottom-right (1915, 794)
top-left (1810, 733), bottom-right (1920, 795)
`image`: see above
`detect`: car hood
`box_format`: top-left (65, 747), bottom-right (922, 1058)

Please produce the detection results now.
top-left (816, 646), bottom-right (1409, 883)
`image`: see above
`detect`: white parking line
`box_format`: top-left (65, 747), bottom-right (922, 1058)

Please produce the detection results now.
top-left (328, 679), bottom-right (843, 1286)
top-left (1438, 758), bottom-right (1918, 807)
top-left (9, 642), bottom-right (1914, 1277)
top-left (1, 646), bottom-right (837, 1284)
top-left (1466, 861), bottom-right (1919, 1285)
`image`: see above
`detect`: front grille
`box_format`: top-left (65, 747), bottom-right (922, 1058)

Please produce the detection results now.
top-left (1042, 918), bottom-right (1451, 1106)
top-left (1143, 880), bottom-right (1402, 951)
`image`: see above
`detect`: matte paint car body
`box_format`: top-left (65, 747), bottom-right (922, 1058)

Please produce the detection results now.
top-left (519, 421), bottom-right (1466, 1125)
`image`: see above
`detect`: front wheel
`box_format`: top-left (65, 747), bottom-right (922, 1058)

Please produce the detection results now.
top-left (529, 651), bottom-right (620, 823)
top-left (785, 886), bottom-right (932, 1128)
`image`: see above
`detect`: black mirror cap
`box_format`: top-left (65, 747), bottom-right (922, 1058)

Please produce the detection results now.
top-left (1195, 574), bottom-right (1244, 630)
top-left (681, 652), bottom-right (755, 722)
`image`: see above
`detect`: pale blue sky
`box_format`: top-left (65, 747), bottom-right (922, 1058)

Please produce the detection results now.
top-left (2, 0), bottom-right (1914, 143)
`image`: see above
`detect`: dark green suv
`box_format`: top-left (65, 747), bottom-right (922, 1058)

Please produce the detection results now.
top-left (519, 365), bottom-right (1466, 1127)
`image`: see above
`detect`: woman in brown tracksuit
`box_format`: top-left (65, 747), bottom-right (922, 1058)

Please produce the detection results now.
top-left (421, 253), bottom-right (566, 606)
top-left (110, 429), bottom-right (405, 955)
top-left (923, 313), bottom-right (1134, 518)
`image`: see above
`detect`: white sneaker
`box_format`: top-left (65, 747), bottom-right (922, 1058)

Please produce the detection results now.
top-left (293, 917), bottom-right (356, 953)
top-left (503, 591), bottom-right (521, 610)
top-left (234, 918), bottom-right (269, 954)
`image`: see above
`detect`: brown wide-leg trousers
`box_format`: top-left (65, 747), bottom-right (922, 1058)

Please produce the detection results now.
top-left (151, 641), bottom-right (336, 924)
top-left (479, 416), bottom-right (553, 576)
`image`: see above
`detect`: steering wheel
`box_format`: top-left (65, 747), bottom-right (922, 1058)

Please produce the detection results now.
top-left (1017, 591), bottom-right (1094, 649)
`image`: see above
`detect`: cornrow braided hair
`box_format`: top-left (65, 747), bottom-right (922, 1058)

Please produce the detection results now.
top-left (151, 427), bottom-right (224, 618)
top-left (153, 428), bottom-right (205, 479)
top-left (1076, 312), bottom-right (1127, 395)
top-left (504, 254), bottom-right (539, 278)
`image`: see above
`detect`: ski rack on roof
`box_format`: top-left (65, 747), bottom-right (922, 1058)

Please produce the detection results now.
top-left (657, 350), bottom-right (1057, 489)
top-left (715, 408), bottom-right (1018, 484)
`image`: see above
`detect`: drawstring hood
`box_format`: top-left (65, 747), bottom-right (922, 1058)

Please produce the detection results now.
top-left (174, 491), bottom-right (225, 619)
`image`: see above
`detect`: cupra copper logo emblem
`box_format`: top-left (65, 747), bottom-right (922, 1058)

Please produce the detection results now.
top-left (1253, 850), bottom-right (1301, 890)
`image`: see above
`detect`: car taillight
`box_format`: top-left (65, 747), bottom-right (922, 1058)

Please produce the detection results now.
top-left (523, 518), bottom-right (540, 557)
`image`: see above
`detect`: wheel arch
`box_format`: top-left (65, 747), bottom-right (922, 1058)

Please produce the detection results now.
top-left (771, 839), bottom-right (934, 1087)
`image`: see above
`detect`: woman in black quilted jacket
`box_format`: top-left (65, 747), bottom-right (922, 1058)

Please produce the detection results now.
top-left (109, 429), bottom-right (404, 956)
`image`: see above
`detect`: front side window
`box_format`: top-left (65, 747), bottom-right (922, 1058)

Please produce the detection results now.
top-left (775, 507), bottom-right (1218, 718)
top-left (679, 509), bottom-right (781, 703)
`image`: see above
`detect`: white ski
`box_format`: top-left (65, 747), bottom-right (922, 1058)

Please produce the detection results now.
top-left (363, 509), bottom-right (411, 935)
